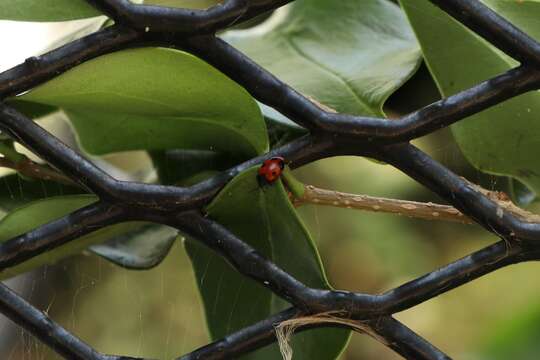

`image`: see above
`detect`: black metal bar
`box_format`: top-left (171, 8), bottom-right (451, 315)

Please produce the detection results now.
top-left (0, 102), bottom-right (334, 209)
top-left (177, 308), bottom-right (300, 360)
top-left (85, 0), bottom-right (292, 34)
top-left (429, 0), bottom-right (540, 67)
top-left (370, 65), bottom-right (540, 142)
top-left (377, 144), bottom-right (540, 240)
top-left (181, 37), bottom-right (540, 141)
top-left (376, 240), bottom-right (524, 315)
top-left (0, 201), bottom-right (123, 271)
top-left (0, 0), bottom-right (540, 359)
top-left (0, 25), bottom-right (141, 99)
top-left (163, 210), bottom-right (324, 311)
top-left (179, 134), bottom-right (338, 207)
top-left (91, 133), bottom-right (335, 209)
top-left (0, 104), bottom-right (120, 197)
top-left (179, 307), bottom-right (450, 360)
top-left (150, 209), bottom-right (536, 321)
top-left (0, 101), bottom-right (199, 207)
top-left (366, 317), bottom-right (451, 360)
top-left (0, 282), bottom-right (146, 360)
top-left (180, 35), bottom-right (333, 130)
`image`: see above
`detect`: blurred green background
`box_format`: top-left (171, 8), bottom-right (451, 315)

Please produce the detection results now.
top-left (3, 1), bottom-right (540, 359)
top-left (6, 112), bottom-right (540, 359)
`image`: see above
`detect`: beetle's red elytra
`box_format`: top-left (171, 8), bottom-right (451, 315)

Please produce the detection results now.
top-left (258, 156), bottom-right (285, 184)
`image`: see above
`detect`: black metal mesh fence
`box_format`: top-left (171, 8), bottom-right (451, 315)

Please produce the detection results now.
top-left (1, 1), bottom-right (539, 359)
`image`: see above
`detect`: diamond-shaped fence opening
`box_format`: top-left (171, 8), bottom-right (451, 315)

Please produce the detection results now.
top-left (0, 1), bottom-right (539, 359)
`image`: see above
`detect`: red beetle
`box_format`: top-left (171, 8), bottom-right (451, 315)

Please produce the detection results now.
top-left (258, 156), bottom-right (285, 185)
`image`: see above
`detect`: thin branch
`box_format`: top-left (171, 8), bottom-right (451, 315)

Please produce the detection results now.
top-left (377, 143), bottom-right (540, 241)
top-left (0, 156), bottom-right (79, 187)
top-left (0, 104), bottom-right (336, 210)
top-left (293, 184), bottom-right (473, 224)
top-left (0, 103), bottom-right (121, 197)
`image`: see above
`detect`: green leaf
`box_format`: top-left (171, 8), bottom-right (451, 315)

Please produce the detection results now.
top-left (400, 0), bottom-right (540, 194)
top-left (40, 16), bottom-right (109, 54)
top-left (0, 195), bottom-right (94, 278)
top-left (5, 100), bottom-right (58, 119)
top-left (509, 178), bottom-right (536, 207)
top-left (259, 103), bottom-right (303, 131)
top-left (149, 149), bottom-right (237, 185)
top-left (89, 223), bottom-right (178, 270)
top-left (18, 48), bottom-right (267, 157)
top-left (2, 17), bottom-right (107, 120)
top-left (258, 102), bottom-right (308, 149)
top-left (265, 117), bottom-right (307, 149)
top-left (0, 0), bottom-right (100, 22)
top-left (223, 0), bottom-right (421, 117)
top-left (0, 173), bottom-right (83, 212)
top-left (186, 168), bottom-right (350, 359)
top-left (0, 195), bottom-right (175, 278)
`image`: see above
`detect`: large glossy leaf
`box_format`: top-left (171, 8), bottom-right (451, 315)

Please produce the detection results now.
top-left (400, 0), bottom-right (540, 195)
top-left (186, 168), bottom-right (350, 360)
top-left (18, 47), bottom-right (267, 157)
top-left (223, 0), bottom-right (421, 117)
top-left (0, 195), bottom-right (177, 277)
top-left (6, 100), bottom-right (58, 119)
top-left (0, 0), bottom-right (100, 21)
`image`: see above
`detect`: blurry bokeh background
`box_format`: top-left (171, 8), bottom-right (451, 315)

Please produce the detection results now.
top-left (2, 2), bottom-right (540, 360)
